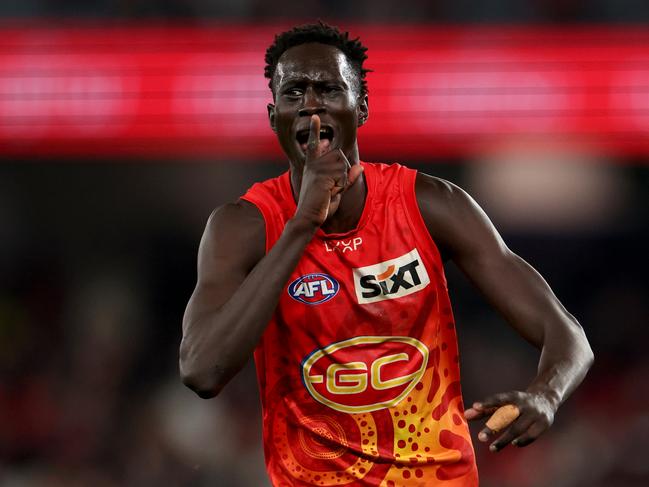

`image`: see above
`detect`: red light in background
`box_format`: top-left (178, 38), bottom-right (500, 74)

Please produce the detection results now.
top-left (0, 24), bottom-right (648, 159)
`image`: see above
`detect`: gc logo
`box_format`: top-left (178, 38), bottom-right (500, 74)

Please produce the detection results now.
top-left (301, 336), bottom-right (429, 413)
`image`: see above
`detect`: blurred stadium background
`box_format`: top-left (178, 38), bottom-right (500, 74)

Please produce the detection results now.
top-left (1, 2), bottom-right (648, 486)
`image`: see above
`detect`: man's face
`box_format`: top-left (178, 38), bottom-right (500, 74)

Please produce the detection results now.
top-left (268, 43), bottom-right (368, 165)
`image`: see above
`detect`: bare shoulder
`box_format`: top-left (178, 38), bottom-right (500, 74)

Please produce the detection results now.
top-left (206, 199), bottom-right (265, 243)
top-left (415, 172), bottom-right (474, 218)
top-left (414, 172), bottom-right (504, 260)
top-left (414, 172), bottom-right (471, 249)
top-left (198, 199), bottom-right (266, 281)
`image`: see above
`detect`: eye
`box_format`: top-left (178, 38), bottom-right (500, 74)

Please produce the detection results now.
top-left (324, 85), bottom-right (342, 94)
top-left (283, 87), bottom-right (303, 98)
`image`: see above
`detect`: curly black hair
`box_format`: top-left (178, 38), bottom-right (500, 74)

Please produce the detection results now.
top-left (264, 21), bottom-right (370, 98)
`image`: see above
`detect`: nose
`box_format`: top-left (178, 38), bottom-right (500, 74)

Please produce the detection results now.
top-left (298, 86), bottom-right (325, 117)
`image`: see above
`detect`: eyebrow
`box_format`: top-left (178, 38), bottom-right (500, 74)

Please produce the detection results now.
top-left (278, 76), bottom-right (349, 91)
top-left (280, 75), bottom-right (344, 84)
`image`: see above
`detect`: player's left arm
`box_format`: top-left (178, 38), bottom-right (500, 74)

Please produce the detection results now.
top-left (415, 173), bottom-right (594, 452)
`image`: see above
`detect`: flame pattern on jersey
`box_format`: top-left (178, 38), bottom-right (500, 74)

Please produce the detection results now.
top-left (242, 162), bottom-right (479, 486)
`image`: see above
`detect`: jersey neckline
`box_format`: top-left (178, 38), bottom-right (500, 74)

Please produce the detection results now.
top-left (282, 161), bottom-right (374, 240)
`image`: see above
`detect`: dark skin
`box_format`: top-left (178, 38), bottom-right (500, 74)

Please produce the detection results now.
top-left (180, 42), bottom-right (593, 453)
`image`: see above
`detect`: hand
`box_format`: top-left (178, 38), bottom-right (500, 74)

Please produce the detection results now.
top-left (464, 390), bottom-right (557, 452)
top-left (294, 114), bottom-right (364, 227)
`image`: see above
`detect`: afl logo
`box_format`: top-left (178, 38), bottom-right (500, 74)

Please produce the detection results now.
top-left (302, 336), bottom-right (429, 413)
top-left (288, 273), bottom-right (340, 305)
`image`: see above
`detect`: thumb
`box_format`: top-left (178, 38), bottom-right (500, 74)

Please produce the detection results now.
top-left (345, 164), bottom-right (364, 191)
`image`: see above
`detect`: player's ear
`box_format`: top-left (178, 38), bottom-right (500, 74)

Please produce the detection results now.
top-left (267, 103), bottom-right (276, 132)
top-left (357, 95), bottom-right (369, 127)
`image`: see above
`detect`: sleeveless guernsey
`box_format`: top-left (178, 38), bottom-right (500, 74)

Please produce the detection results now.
top-left (241, 162), bottom-right (479, 487)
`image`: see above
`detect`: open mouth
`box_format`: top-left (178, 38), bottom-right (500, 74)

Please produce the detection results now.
top-left (296, 125), bottom-right (334, 152)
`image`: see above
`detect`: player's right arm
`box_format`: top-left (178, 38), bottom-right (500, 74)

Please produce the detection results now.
top-left (179, 200), bottom-right (315, 398)
top-left (180, 114), bottom-right (361, 399)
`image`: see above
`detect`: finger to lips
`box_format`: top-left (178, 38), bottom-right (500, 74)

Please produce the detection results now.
top-left (307, 114), bottom-right (320, 157)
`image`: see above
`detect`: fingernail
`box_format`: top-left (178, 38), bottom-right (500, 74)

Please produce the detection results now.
top-left (479, 433), bottom-right (487, 441)
top-left (489, 444), bottom-right (498, 452)
top-left (473, 402), bottom-right (482, 409)
top-left (511, 440), bottom-right (519, 446)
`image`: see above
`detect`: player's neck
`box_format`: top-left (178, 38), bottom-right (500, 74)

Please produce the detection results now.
top-left (289, 152), bottom-right (367, 235)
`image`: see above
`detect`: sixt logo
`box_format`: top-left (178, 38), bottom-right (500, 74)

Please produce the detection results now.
top-left (353, 249), bottom-right (430, 304)
top-left (302, 336), bottom-right (429, 413)
top-left (288, 273), bottom-right (340, 305)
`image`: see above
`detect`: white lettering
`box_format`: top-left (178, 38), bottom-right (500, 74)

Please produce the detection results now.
top-left (294, 282), bottom-right (308, 297)
top-left (320, 280), bottom-right (335, 295)
top-left (306, 281), bottom-right (318, 297)
top-left (323, 237), bottom-right (363, 253)
top-left (353, 249), bottom-right (430, 304)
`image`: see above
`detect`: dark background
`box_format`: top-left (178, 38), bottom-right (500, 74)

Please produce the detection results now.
top-left (1, 2), bottom-right (648, 487)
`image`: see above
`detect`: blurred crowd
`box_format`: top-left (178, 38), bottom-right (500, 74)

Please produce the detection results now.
top-left (1, 159), bottom-right (648, 486)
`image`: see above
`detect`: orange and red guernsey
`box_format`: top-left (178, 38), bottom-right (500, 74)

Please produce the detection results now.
top-left (242, 162), bottom-right (479, 486)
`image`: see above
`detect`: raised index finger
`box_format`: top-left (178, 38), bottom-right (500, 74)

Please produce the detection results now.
top-left (306, 114), bottom-right (321, 162)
